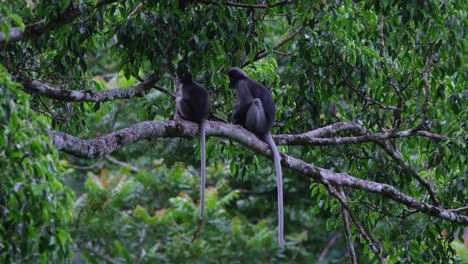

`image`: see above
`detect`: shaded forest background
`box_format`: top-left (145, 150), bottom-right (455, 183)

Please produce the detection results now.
top-left (0, 0), bottom-right (467, 263)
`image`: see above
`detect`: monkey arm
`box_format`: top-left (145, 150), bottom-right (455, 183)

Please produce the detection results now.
top-left (176, 98), bottom-right (194, 120)
top-left (233, 104), bottom-right (241, 124)
top-left (233, 101), bottom-right (251, 125)
top-left (245, 99), bottom-right (269, 135)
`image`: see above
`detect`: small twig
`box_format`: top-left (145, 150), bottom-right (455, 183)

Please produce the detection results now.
top-left (198, 0), bottom-right (292, 9)
top-left (67, 160), bottom-right (103, 170)
top-left (378, 13), bottom-right (386, 56)
top-left (30, 106), bottom-right (67, 122)
top-left (377, 140), bottom-right (439, 206)
top-left (79, 244), bottom-right (122, 264)
top-left (399, 209), bottom-right (419, 219)
top-left (153, 84), bottom-right (176, 98)
top-left (191, 218), bottom-right (205, 242)
top-left (341, 75), bottom-right (399, 110)
top-left (341, 204), bottom-right (358, 264)
top-left (110, 105), bottom-right (121, 131)
top-left (337, 187), bottom-right (358, 263)
top-left (134, 229), bottom-right (147, 264)
top-left (38, 95), bottom-right (56, 116)
top-left (324, 183), bottom-right (382, 262)
top-left (318, 233), bottom-right (342, 264)
top-left (209, 112), bottom-right (228, 123)
top-left (127, 2), bottom-right (143, 19)
top-left (448, 206), bottom-right (468, 212)
top-left (242, 27), bottom-right (304, 67)
top-left (105, 155), bottom-right (139, 173)
top-left (135, 75), bottom-right (176, 98)
top-left (422, 50), bottom-right (435, 124)
top-left (159, 139), bottom-right (182, 166)
top-left (272, 50), bottom-right (292, 56)
top-left (388, 77), bottom-right (404, 129)
top-left (361, 201), bottom-right (419, 220)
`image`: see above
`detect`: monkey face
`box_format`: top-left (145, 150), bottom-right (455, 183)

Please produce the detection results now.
top-left (178, 72), bottom-right (193, 84)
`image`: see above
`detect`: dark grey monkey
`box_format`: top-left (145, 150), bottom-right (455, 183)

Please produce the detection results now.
top-left (227, 67), bottom-right (284, 247)
top-left (175, 72), bottom-right (210, 220)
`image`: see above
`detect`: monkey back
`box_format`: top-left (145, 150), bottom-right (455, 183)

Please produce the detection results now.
top-left (188, 83), bottom-right (210, 123)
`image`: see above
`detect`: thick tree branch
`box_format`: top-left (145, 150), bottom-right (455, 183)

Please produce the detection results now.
top-left (0, 0), bottom-right (118, 44)
top-left (48, 120), bottom-right (467, 225)
top-left (16, 75), bottom-right (157, 102)
top-left (275, 121), bottom-right (442, 204)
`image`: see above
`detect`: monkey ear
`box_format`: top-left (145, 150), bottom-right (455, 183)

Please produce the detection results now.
top-left (178, 0), bottom-right (186, 10)
top-left (178, 0), bottom-right (194, 10)
top-left (227, 67), bottom-right (248, 79)
top-left (181, 73), bottom-right (193, 83)
top-left (177, 63), bottom-right (192, 82)
top-left (176, 63), bottom-right (187, 76)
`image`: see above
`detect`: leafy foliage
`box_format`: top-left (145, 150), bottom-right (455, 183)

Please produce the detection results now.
top-left (72, 164), bottom-right (300, 263)
top-left (0, 65), bottom-right (74, 262)
top-left (0, 0), bottom-right (467, 263)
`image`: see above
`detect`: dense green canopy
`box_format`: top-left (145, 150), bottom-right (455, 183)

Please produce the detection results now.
top-left (1, 0), bottom-right (466, 263)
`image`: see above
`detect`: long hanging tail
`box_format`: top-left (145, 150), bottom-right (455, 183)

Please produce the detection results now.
top-left (265, 132), bottom-right (284, 247)
top-left (199, 120), bottom-right (207, 220)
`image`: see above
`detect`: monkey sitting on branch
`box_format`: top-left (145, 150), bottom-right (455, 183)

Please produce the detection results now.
top-left (174, 71), bottom-right (210, 220)
top-left (227, 67), bottom-right (285, 247)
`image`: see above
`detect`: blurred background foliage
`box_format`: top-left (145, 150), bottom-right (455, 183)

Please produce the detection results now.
top-left (0, 0), bottom-right (466, 263)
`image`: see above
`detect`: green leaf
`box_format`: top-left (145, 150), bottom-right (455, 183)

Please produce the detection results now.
top-left (1, 23), bottom-right (10, 42)
top-left (7, 13), bottom-right (25, 31)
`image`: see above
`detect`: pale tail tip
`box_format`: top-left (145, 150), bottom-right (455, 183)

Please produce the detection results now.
top-left (278, 235), bottom-right (284, 247)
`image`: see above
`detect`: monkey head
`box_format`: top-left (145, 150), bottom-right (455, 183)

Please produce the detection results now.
top-left (179, 72), bottom-right (193, 84)
top-left (227, 67), bottom-right (248, 88)
top-left (177, 63), bottom-right (193, 84)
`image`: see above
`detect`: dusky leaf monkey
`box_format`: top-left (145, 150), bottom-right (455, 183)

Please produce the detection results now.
top-left (175, 71), bottom-right (210, 220)
top-left (227, 67), bottom-right (284, 247)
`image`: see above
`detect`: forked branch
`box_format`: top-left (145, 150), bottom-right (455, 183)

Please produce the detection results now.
top-left (48, 120), bottom-right (467, 225)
